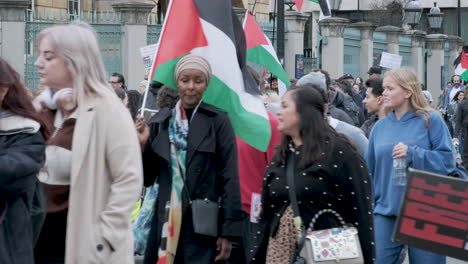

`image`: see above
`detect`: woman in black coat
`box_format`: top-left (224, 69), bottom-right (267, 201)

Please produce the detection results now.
top-left (0, 58), bottom-right (49, 263)
top-left (251, 84), bottom-right (375, 263)
top-left (137, 54), bottom-right (242, 264)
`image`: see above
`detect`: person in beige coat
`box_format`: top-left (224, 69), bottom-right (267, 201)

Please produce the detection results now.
top-left (33, 22), bottom-right (143, 264)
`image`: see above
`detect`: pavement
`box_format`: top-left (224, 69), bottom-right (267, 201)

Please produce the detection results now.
top-left (403, 257), bottom-right (467, 264)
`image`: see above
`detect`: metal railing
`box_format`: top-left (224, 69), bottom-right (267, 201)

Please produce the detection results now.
top-left (24, 10), bottom-right (122, 90)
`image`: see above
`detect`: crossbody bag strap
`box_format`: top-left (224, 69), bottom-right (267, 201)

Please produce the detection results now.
top-left (285, 153), bottom-right (307, 260)
top-left (286, 153), bottom-right (302, 231)
top-left (0, 202), bottom-right (8, 224)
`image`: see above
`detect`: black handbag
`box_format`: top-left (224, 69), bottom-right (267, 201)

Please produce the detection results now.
top-left (191, 198), bottom-right (219, 237)
top-left (183, 178), bottom-right (219, 237)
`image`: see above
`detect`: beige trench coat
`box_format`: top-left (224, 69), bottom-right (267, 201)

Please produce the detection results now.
top-left (65, 93), bottom-right (143, 264)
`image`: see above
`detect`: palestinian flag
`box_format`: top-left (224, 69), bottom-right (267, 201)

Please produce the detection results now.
top-left (294, 0), bottom-right (331, 16)
top-left (243, 10), bottom-right (290, 96)
top-left (454, 46), bottom-right (468, 81)
top-left (147, 0), bottom-right (270, 151)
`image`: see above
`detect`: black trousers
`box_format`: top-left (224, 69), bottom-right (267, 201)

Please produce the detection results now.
top-left (227, 213), bottom-right (265, 264)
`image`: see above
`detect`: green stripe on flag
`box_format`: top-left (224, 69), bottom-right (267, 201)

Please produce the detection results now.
top-left (204, 76), bottom-right (271, 151)
top-left (153, 56), bottom-right (185, 89)
top-left (153, 57), bottom-right (271, 151)
top-left (247, 46), bottom-right (291, 87)
top-left (311, 0), bottom-right (319, 2)
top-left (462, 70), bottom-right (468, 81)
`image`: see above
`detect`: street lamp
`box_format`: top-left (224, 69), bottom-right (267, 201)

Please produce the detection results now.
top-left (284, 0), bottom-right (295, 11)
top-left (404, 0), bottom-right (423, 30)
top-left (428, 2), bottom-right (444, 33)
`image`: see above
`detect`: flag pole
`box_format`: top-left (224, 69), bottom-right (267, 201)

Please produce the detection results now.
top-left (139, 0), bottom-right (175, 117)
top-left (277, 0), bottom-right (284, 63)
top-left (251, 0), bottom-right (258, 14)
top-left (271, 0), bottom-right (276, 51)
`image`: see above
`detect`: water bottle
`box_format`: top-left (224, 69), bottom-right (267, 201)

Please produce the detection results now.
top-left (454, 141), bottom-right (462, 164)
top-left (392, 157), bottom-right (407, 186)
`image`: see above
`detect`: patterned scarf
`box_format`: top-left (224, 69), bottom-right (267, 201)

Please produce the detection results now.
top-left (157, 101), bottom-right (189, 264)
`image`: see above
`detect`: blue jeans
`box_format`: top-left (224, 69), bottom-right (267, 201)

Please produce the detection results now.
top-left (374, 214), bottom-right (446, 264)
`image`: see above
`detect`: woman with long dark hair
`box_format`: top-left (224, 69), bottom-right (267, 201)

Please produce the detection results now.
top-left (0, 57), bottom-right (49, 263)
top-left (252, 84), bottom-right (375, 263)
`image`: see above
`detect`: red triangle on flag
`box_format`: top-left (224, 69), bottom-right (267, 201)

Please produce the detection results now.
top-left (153, 0), bottom-right (208, 69)
top-left (295, 0), bottom-right (304, 12)
top-left (243, 11), bottom-right (270, 50)
top-left (262, 68), bottom-right (267, 78)
top-left (462, 50), bottom-right (468, 69)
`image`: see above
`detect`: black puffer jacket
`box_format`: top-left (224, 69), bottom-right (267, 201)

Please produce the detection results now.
top-left (455, 99), bottom-right (468, 138)
top-left (0, 112), bottom-right (45, 264)
top-left (330, 88), bottom-right (362, 126)
top-left (360, 114), bottom-right (379, 138)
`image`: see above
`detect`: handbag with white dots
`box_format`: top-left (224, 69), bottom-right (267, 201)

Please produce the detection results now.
top-left (286, 152), bottom-right (363, 264)
top-left (299, 209), bottom-right (364, 264)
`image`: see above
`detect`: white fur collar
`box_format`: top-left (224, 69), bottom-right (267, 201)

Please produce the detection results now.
top-left (0, 113), bottom-right (41, 135)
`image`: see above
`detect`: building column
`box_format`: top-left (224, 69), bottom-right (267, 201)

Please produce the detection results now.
top-left (0, 0), bottom-right (30, 75)
top-left (425, 34), bottom-right (448, 98)
top-left (404, 30), bottom-right (426, 82)
top-left (319, 17), bottom-right (349, 79)
top-left (376, 25), bottom-right (403, 55)
top-left (447, 35), bottom-right (464, 76)
top-left (112, 1), bottom-right (154, 90)
top-left (310, 11), bottom-right (320, 63)
top-left (351, 22), bottom-right (376, 79)
top-left (284, 11), bottom-right (309, 79)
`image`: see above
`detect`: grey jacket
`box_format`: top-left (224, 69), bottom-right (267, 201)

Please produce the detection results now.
top-left (360, 115), bottom-right (379, 138)
top-left (329, 117), bottom-right (368, 157)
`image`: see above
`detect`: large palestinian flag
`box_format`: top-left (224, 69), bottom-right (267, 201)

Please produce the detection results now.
top-left (148, 0), bottom-right (270, 151)
top-left (294, 0), bottom-right (331, 16)
top-left (454, 46), bottom-right (468, 81)
top-left (243, 11), bottom-right (290, 96)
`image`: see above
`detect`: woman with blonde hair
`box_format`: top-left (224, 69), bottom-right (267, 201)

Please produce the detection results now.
top-left (366, 68), bottom-right (454, 264)
top-left (33, 23), bottom-right (142, 264)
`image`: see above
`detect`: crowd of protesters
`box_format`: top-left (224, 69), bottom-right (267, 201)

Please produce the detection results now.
top-left (1, 21), bottom-right (467, 264)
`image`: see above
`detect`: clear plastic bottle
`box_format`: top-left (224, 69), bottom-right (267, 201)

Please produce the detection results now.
top-left (392, 158), bottom-right (407, 186)
top-left (454, 141), bottom-right (462, 164)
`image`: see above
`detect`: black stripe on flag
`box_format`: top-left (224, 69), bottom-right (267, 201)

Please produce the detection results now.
top-left (319, 0), bottom-right (331, 17)
top-left (193, 0), bottom-right (261, 95)
top-left (454, 46), bottom-right (468, 66)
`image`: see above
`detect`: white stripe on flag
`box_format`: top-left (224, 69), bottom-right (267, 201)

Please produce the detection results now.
top-left (260, 44), bottom-right (287, 97)
top-left (192, 19), bottom-right (268, 119)
top-left (455, 64), bottom-right (465, 76)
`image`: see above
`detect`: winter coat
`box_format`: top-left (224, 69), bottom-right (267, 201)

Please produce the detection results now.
top-left (0, 112), bottom-right (45, 264)
top-left (455, 99), bottom-right (468, 138)
top-left (328, 105), bottom-right (354, 125)
top-left (65, 94), bottom-right (143, 264)
top-left (331, 88), bottom-right (362, 126)
top-left (250, 136), bottom-right (375, 263)
top-left (142, 103), bottom-right (242, 264)
top-left (360, 114), bottom-right (379, 138)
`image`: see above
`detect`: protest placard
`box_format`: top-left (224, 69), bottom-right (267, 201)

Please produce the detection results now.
top-left (393, 168), bottom-right (468, 261)
top-left (379, 52), bottom-right (403, 69)
top-left (140, 44), bottom-right (158, 77)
